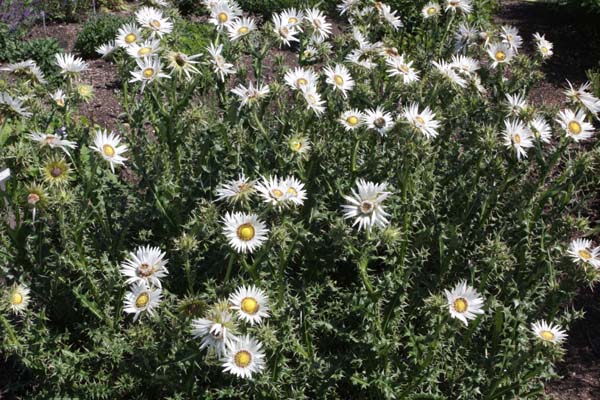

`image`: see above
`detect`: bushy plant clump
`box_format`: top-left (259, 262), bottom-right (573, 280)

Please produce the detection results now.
top-left (74, 14), bottom-right (130, 59)
top-left (1, 1), bottom-right (600, 399)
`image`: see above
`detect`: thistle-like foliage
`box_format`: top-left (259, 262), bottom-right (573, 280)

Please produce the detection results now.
top-left (1, 0), bottom-right (598, 399)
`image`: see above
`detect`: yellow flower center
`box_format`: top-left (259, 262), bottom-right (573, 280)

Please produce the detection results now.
top-left (540, 330), bottom-right (555, 341)
top-left (125, 33), bottom-right (137, 44)
top-left (272, 188), bottom-right (284, 198)
top-left (453, 297), bottom-right (468, 313)
top-left (238, 26), bottom-right (249, 34)
top-left (308, 94), bottom-right (317, 104)
top-left (103, 144), bottom-right (115, 157)
top-left (279, 26), bottom-right (289, 36)
top-left (150, 19), bottom-right (161, 29)
top-left (297, 78), bottom-right (308, 86)
top-left (541, 47), bottom-right (548, 54)
top-left (138, 47), bottom-right (152, 56)
top-left (237, 223), bottom-right (255, 241)
top-left (495, 51), bottom-right (506, 61)
top-left (400, 64), bottom-right (410, 73)
top-left (287, 187), bottom-right (298, 196)
top-left (11, 292), bottom-right (23, 305)
top-left (288, 17), bottom-right (298, 24)
top-left (234, 350), bottom-right (252, 368)
top-left (514, 134), bottom-right (521, 144)
top-left (347, 116), bottom-right (359, 126)
top-left (56, 99), bottom-right (65, 107)
top-left (240, 297), bottom-right (259, 314)
top-left (143, 67), bottom-right (155, 79)
top-left (291, 141), bottom-right (302, 151)
top-left (334, 75), bottom-right (344, 85)
top-left (218, 12), bottom-right (228, 23)
top-left (415, 116), bottom-right (425, 125)
top-left (135, 292), bottom-right (149, 308)
top-left (579, 249), bottom-right (592, 260)
top-left (427, 6), bottom-right (437, 15)
top-left (568, 121), bottom-right (582, 135)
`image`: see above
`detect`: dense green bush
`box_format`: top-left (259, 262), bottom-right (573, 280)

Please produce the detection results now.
top-left (74, 14), bottom-right (129, 59)
top-left (2, 1), bottom-right (600, 399)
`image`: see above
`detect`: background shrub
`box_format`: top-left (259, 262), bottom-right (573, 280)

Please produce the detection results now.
top-left (74, 13), bottom-right (129, 59)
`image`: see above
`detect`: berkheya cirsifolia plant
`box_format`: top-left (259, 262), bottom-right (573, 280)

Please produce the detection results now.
top-left (1, 0), bottom-right (600, 398)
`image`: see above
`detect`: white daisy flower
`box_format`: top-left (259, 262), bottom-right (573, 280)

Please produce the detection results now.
top-left (567, 238), bottom-right (600, 268)
top-left (346, 48), bottom-right (377, 70)
top-left (444, 281), bottom-right (485, 326)
top-left (207, 42), bottom-right (235, 82)
top-left (8, 283), bottom-right (30, 315)
top-left (0, 92), bottom-right (32, 118)
top-left (363, 107), bottom-right (394, 136)
top-left (256, 175), bottom-right (289, 206)
top-left (123, 282), bottom-right (162, 322)
top-left (222, 212), bottom-right (269, 253)
top-left (96, 41), bottom-right (117, 58)
top-left (339, 109), bottom-right (364, 131)
top-left (533, 32), bottom-right (554, 59)
top-left (500, 25), bottom-right (523, 52)
top-left (502, 119), bottom-right (533, 161)
top-left (192, 300), bottom-right (239, 356)
top-left (445, 0), bottom-right (472, 13)
top-left (283, 176), bottom-right (307, 206)
top-left (531, 320), bottom-right (567, 345)
top-left (450, 54), bottom-right (480, 76)
top-left (422, 2), bottom-right (442, 18)
top-left (378, 3), bottom-right (403, 30)
top-left (487, 42), bottom-right (514, 68)
top-left (229, 285), bottom-right (270, 326)
top-left (402, 103), bottom-right (441, 139)
top-left (221, 335), bottom-right (265, 379)
top-left (216, 173), bottom-right (257, 204)
top-left (166, 51), bottom-right (202, 80)
top-left (342, 179), bottom-right (391, 231)
top-left (115, 23), bottom-right (142, 48)
top-left (55, 53), bottom-right (87, 77)
top-left (272, 13), bottom-right (300, 47)
top-left (529, 116), bottom-right (552, 143)
top-left (90, 129), bottom-right (128, 173)
top-left (209, 2), bottom-right (241, 30)
top-left (231, 81), bottom-right (270, 109)
top-left (564, 81), bottom-right (600, 115)
top-left (323, 64), bottom-right (354, 98)
top-left (556, 108), bottom-right (595, 142)
top-left (288, 136), bottom-right (312, 156)
top-left (337, 0), bottom-right (359, 16)
top-left (136, 6), bottom-right (173, 37)
top-left (505, 92), bottom-right (528, 116)
top-left (0, 60), bottom-right (46, 84)
top-left (386, 54), bottom-right (420, 84)
top-left (126, 39), bottom-right (161, 59)
top-left (284, 67), bottom-right (318, 91)
top-left (120, 245), bottom-right (169, 288)
top-left (305, 7), bottom-right (332, 40)
top-left (0, 168), bottom-right (10, 191)
top-left (455, 22), bottom-right (480, 52)
top-left (129, 56), bottom-right (171, 91)
top-left (50, 89), bottom-right (66, 107)
top-left (281, 8), bottom-right (304, 29)
top-left (29, 131), bottom-right (77, 156)
top-left (302, 84), bottom-right (326, 115)
top-left (226, 17), bottom-right (257, 41)
top-left (432, 60), bottom-right (467, 88)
